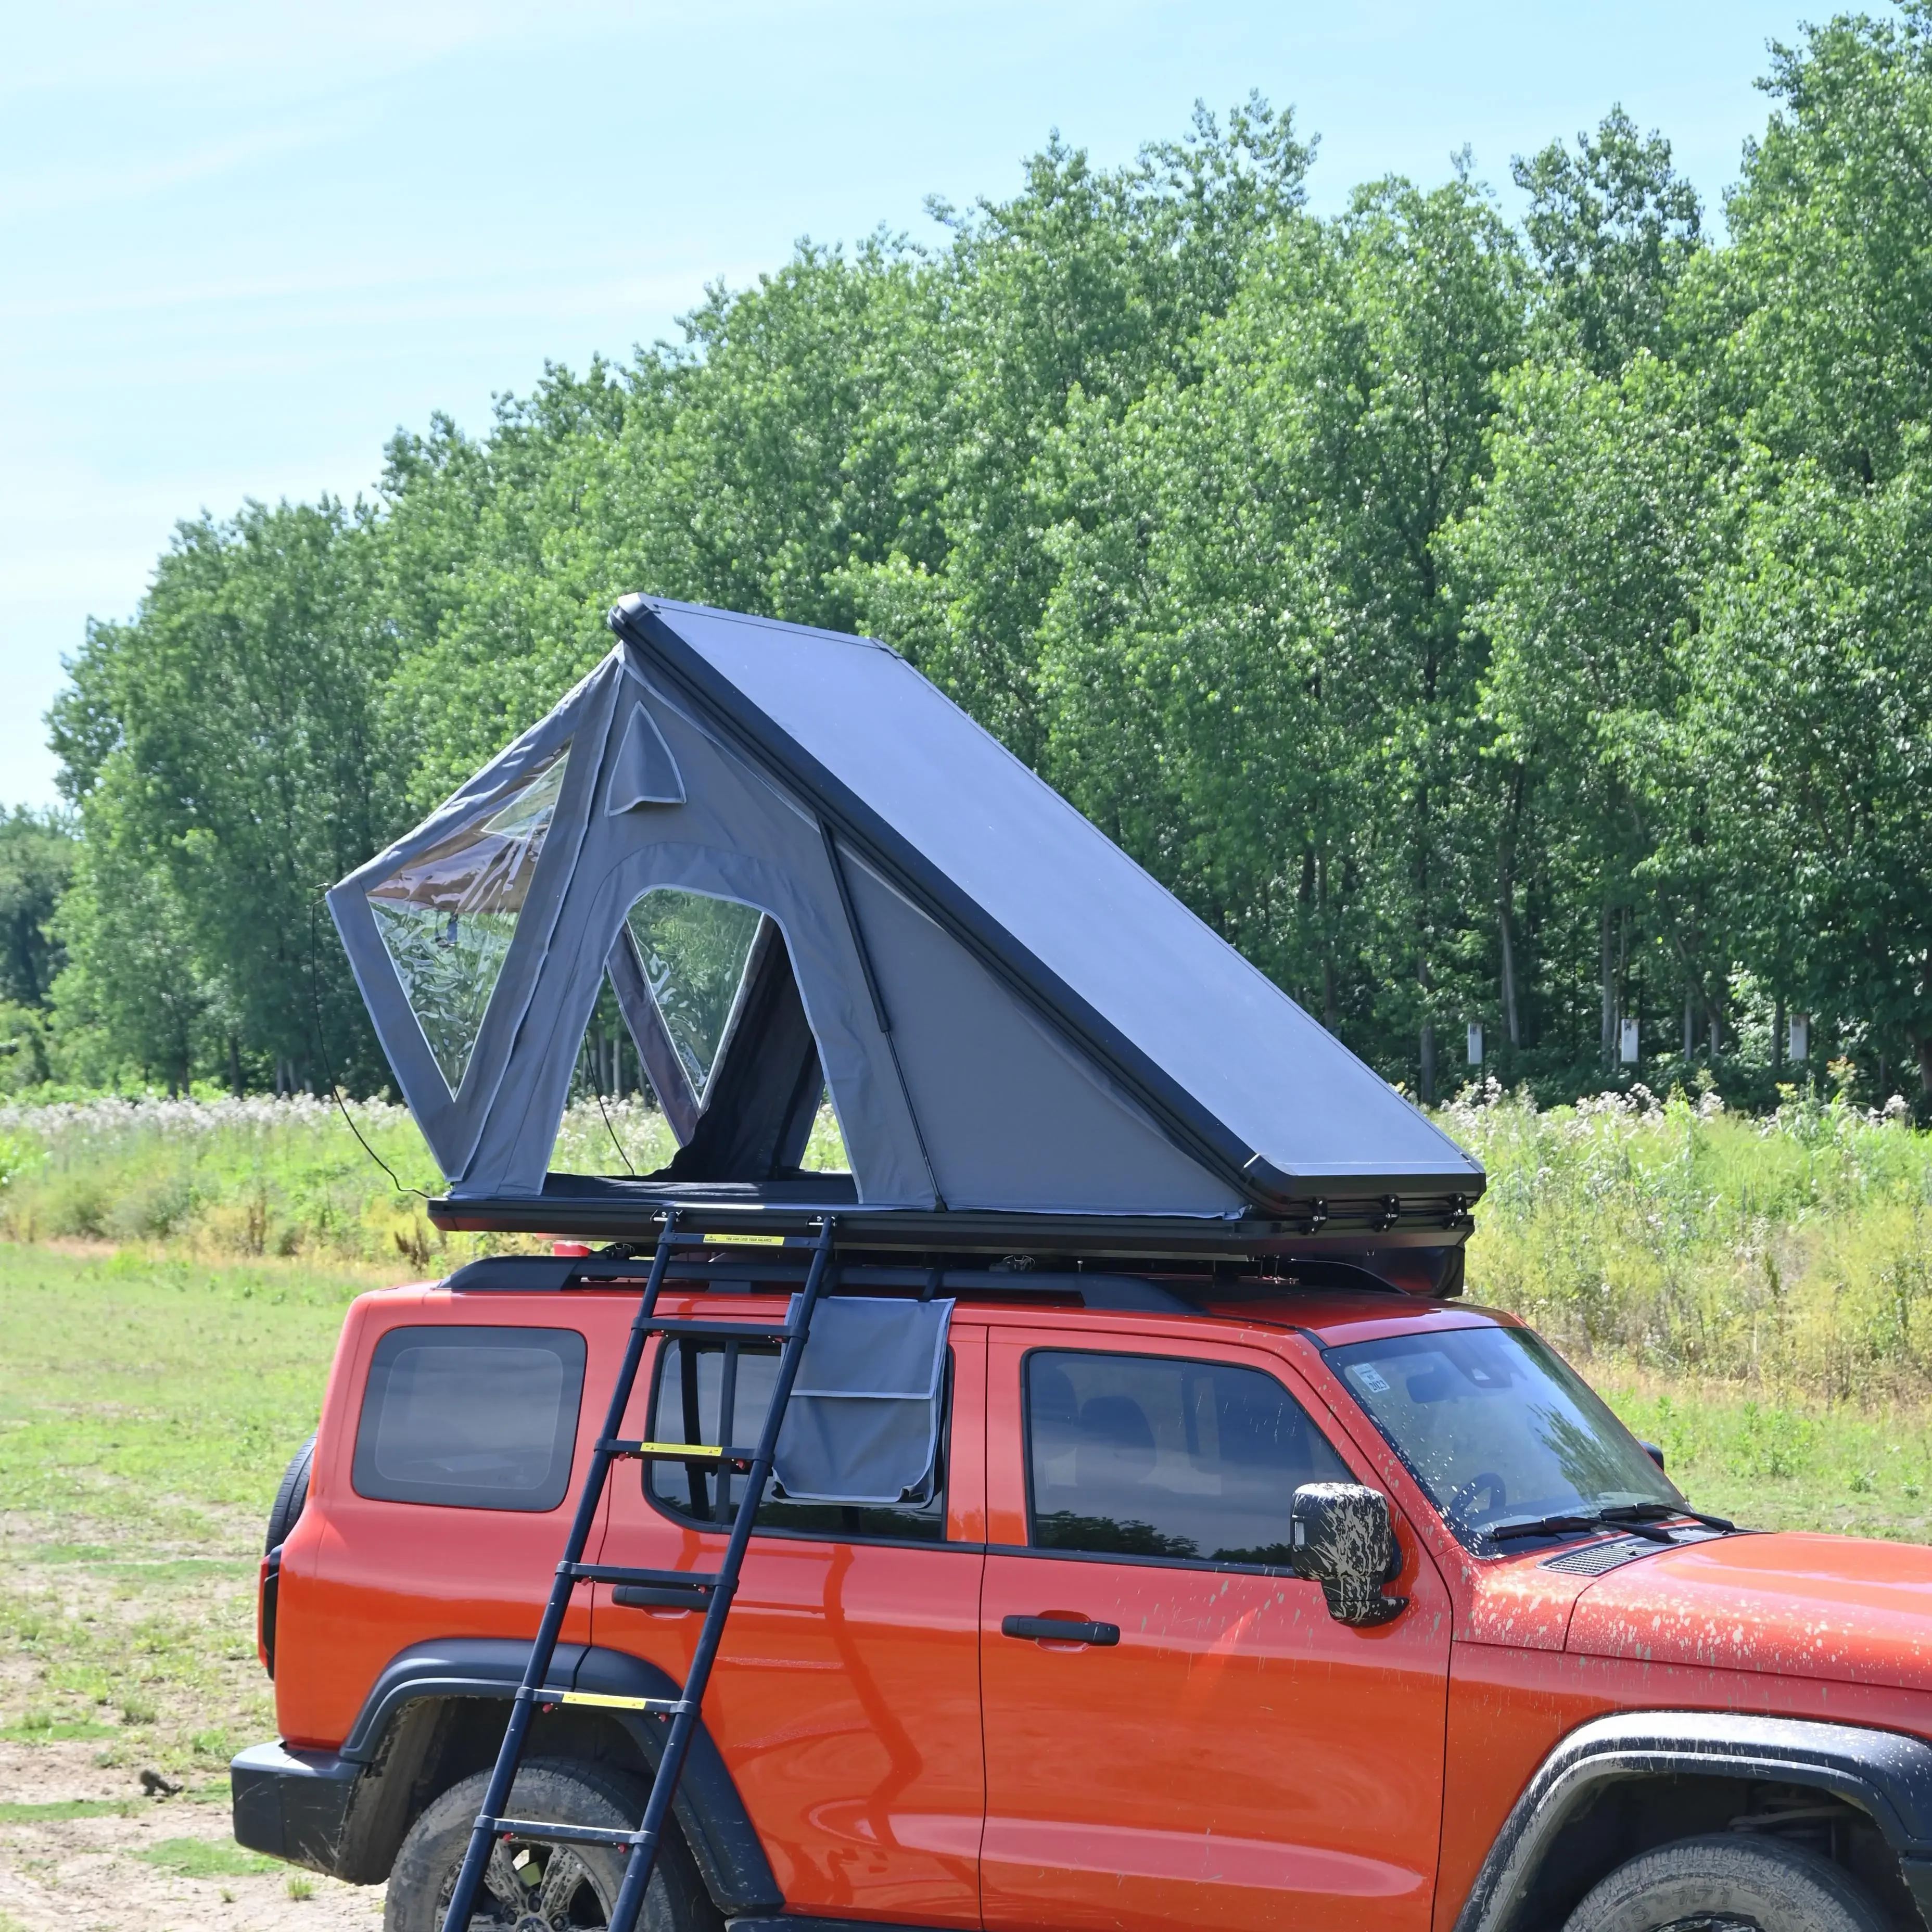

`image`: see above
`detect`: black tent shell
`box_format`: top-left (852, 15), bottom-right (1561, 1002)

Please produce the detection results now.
top-left (328, 596), bottom-right (1483, 1264)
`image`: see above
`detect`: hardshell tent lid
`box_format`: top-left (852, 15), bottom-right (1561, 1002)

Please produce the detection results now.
top-left (327, 595), bottom-right (1483, 1246)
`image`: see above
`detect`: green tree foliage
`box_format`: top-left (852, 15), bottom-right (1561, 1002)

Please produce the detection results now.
top-left (26, 32), bottom-right (1932, 1113)
top-left (1514, 106), bottom-right (1702, 374)
top-left (1690, 466), bottom-right (1932, 1094)
top-left (48, 501), bottom-right (400, 1090)
top-left (0, 808), bottom-right (74, 1009)
top-left (0, 808), bottom-right (75, 1091)
top-left (1446, 354), bottom-right (1717, 1073)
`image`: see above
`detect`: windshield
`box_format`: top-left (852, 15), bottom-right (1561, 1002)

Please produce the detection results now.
top-left (1325, 1324), bottom-right (1683, 1551)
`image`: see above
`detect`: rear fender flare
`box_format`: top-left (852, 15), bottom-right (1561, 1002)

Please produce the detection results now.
top-left (338, 1638), bottom-right (780, 1911)
top-left (1454, 1710), bottom-right (1932, 1932)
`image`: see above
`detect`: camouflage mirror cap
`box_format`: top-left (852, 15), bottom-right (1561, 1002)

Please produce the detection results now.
top-left (1290, 1482), bottom-right (1409, 1627)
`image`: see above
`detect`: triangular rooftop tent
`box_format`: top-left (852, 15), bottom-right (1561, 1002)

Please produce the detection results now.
top-left (329, 595), bottom-right (1484, 1260)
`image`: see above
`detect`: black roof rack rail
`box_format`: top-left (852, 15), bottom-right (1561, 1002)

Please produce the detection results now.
top-left (436, 1253), bottom-right (1410, 1308)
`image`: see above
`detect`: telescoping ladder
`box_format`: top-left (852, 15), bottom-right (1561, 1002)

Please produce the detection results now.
top-left (438, 1208), bottom-right (838, 1932)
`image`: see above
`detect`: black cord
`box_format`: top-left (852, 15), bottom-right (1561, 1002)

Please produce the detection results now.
top-left (308, 902), bottom-right (429, 1200)
top-left (579, 1037), bottom-right (636, 1175)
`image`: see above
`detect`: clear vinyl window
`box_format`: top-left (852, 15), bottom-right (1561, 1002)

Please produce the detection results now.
top-left (646, 1335), bottom-right (949, 1544)
top-left (365, 746), bottom-right (571, 1094)
top-left (1024, 1349), bottom-right (1350, 1566)
top-left (352, 1325), bottom-right (586, 1510)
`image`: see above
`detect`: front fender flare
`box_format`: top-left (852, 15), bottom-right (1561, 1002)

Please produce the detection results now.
top-left (1453, 1710), bottom-right (1932, 1932)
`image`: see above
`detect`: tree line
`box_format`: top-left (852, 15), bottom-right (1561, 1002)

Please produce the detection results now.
top-left (7, 7), bottom-right (1932, 1117)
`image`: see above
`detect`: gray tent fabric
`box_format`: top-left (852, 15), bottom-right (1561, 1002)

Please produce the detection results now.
top-left (327, 594), bottom-right (1484, 1217)
top-left (606, 702), bottom-right (685, 812)
top-left (772, 1296), bottom-right (953, 1504)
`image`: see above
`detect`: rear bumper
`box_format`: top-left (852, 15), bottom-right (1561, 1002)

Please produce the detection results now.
top-left (231, 1739), bottom-right (361, 1875)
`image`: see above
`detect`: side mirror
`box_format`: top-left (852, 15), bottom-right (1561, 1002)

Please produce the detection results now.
top-left (1641, 1440), bottom-right (1666, 1472)
top-left (1290, 1482), bottom-right (1407, 1626)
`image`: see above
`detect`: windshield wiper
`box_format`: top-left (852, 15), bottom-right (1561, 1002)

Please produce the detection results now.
top-left (1487, 1501), bottom-right (1736, 1546)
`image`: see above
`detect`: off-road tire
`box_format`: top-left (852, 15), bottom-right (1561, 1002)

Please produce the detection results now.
top-left (385, 1758), bottom-right (719, 1932)
top-left (1562, 1831), bottom-right (1890, 1932)
top-left (264, 1435), bottom-right (314, 1554)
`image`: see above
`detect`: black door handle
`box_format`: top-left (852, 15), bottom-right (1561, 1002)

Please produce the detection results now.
top-left (1001, 1615), bottom-right (1120, 1646)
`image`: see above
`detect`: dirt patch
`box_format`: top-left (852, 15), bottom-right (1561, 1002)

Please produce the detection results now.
top-left (0, 1773), bottom-right (386, 1930)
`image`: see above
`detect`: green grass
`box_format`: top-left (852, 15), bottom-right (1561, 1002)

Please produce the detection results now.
top-left (134, 1836), bottom-right (279, 1878)
top-left (0, 1798), bottom-right (140, 1822)
top-left (0, 1715), bottom-right (119, 1742)
top-left (0, 1246), bottom-right (357, 1773)
top-left (0, 1245), bottom-right (365, 1534)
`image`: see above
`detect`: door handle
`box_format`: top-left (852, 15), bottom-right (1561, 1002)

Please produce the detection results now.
top-left (1001, 1614), bottom-right (1120, 1646)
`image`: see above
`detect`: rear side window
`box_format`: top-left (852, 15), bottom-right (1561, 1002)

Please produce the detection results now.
top-left (1025, 1350), bottom-right (1349, 1565)
top-left (353, 1325), bottom-right (586, 1510)
top-left (646, 1337), bottom-right (949, 1544)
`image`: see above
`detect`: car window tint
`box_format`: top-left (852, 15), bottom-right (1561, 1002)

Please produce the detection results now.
top-left (1025, 1350), bottom-right (1349, 1564)
top-left (352, 1325), bottom-right (586, 1510)
top-left (647, 1338), bottom-right (949, 1544)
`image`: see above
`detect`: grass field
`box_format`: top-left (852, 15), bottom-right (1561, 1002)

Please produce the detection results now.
top-left (0, 1246), bottom-right (385, 1930)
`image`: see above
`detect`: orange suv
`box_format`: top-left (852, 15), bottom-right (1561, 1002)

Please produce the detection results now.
top-left (235, 1244), bottom-right (1932, 1932)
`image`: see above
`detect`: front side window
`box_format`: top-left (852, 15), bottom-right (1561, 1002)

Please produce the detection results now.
top-left (352, 1325), bottom-right (586, 1510)
top-left (1024, 1350), bottom-right (1350, 1566)
top-left (646, 1337), bottom-right (948, 1544)
top-left (1326, 1324), bottom-right (1682, 1550)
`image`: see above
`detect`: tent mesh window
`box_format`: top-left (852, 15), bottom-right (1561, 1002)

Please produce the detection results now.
top-left (622, 889), bottom-right (765, 1099)
top-left (365, 745), bottom-right (571, 1094)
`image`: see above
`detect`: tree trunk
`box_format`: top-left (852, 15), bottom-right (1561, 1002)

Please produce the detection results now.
top-left (1600, 902), bottom-right (1616, 1071)
top-left (229, 1034), bottom-right (244, 1099)
top-left (1921, 951), bottom-right (1932, 1097)
top-left (1323, 955), bottom-right (1338, 1034)
top-left (1774, 998), bottom-right (1786, 1080)
top-left (1497, 763), bottom-right (1525, 1051)
top-left (1420, 1022), bottom-right (1436, 1105)
top-left (1498, 876), bottom-right (1520, 1050)
top-left (1683, 987), bottom-right (1694, 1059)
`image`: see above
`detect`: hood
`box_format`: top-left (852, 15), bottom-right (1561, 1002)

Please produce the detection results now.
top-left (1567, 1531), bottom-right (1932, 1694)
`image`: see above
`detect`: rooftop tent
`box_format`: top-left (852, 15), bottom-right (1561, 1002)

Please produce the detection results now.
top-left (327, 595), bottom-right (1484, 1240)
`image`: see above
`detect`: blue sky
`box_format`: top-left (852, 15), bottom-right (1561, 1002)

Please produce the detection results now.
top-left (0, 2), bottom-right (1840, 810)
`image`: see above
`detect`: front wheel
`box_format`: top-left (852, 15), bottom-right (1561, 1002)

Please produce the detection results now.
top-left (1562, 1832), bottom-right (1890, 1932)
top-left (385, 1759), bottom-right (719, 1932)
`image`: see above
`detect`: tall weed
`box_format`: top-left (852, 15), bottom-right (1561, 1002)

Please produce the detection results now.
top-left (1448, 1080), bottom-right (1932, 1397)
top-left (0, 1091), bottom-right (848, 1267)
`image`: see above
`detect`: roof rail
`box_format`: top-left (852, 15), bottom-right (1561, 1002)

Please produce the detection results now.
top-left (435, 1252), bottom-right (1408, 1308)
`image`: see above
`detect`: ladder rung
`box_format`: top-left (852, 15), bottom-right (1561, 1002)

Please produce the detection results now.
top-left (599, 1439), bottom-right (758, 1464)
top-left (491, 1817), bottom-right (641, 1850)
top-left (644, 1318), bottom-right (795, 1342)
top-left (566, 1562), bottom-right (724, 1591)
top-left (558, 1691), bottom-right (690, 1715)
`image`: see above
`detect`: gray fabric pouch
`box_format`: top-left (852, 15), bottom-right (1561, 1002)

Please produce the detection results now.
top-left (773, 1296), bottom-right (954, 1504)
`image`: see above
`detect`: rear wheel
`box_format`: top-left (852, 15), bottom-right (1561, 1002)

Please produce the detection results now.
top-left (1562, 1833), bottom-right (1890, 1932)
top-left (384, 1759), bottom-right (718, 1932)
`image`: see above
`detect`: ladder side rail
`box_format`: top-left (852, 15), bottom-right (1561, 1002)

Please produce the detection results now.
top-left (602, 1214), bottom-right (840, 1932)
top-left (439, 1209), bottom-right (683, 1932)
